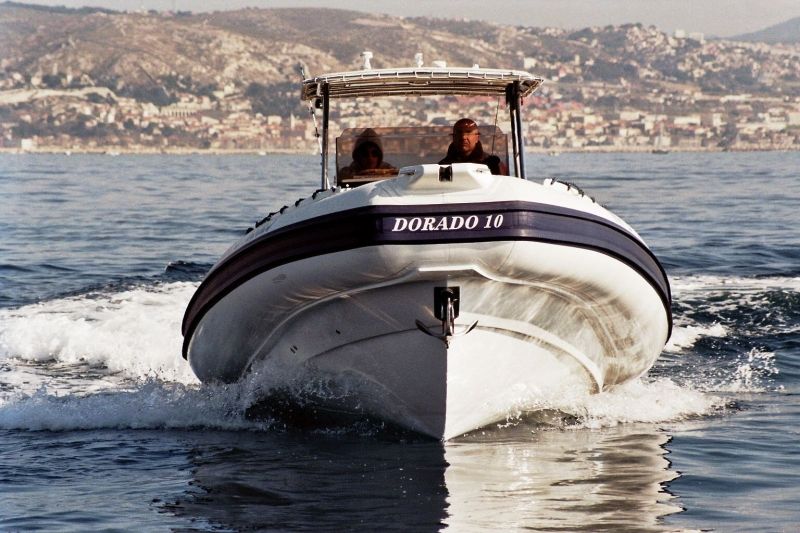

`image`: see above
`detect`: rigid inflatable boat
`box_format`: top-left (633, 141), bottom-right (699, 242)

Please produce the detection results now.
top-left (182, 63), bottom-right (672, 440)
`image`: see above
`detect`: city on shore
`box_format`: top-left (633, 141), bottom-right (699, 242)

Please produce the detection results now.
top-left (2, 5), bottom-right (799, 154)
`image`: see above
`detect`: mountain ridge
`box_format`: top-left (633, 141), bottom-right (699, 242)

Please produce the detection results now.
top-left (732, 16), bottom-right (800, 44)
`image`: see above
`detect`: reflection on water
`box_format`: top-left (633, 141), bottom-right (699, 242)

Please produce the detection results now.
top-left (170, 431), bottom-right (449, 531)
top-left (446, 423), bottom-right (680, 531)
top-left (168, 423), bottom-right (680, 531)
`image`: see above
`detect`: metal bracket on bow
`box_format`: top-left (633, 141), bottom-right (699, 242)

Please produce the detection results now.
top-left (415, 286), bottom-right (478, 347)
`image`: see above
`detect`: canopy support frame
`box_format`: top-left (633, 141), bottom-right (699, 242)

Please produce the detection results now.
top-left (507, 81), bottom-right (526, 179)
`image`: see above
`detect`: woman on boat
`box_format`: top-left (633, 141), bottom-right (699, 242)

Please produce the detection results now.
top-left (338, 128), bottom-right (396, 179)
top-left (439, 118), bottom-right (508, 175)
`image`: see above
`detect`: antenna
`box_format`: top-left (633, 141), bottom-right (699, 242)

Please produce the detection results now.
top-left (298, 64), bottom-right (323, 158)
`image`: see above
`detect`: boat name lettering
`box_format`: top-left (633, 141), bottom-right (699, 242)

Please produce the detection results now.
top-left (388, 214), bottom-right (506, 232)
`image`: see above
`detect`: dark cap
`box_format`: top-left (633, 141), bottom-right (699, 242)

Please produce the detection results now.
top-left (453, 118), bottom-right (478, 132)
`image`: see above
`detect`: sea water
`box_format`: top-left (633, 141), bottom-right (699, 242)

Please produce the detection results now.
top-left (1, 152), bottom-right (798, 531)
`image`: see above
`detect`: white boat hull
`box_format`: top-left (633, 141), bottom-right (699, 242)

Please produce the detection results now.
top-left (183, 166), bottom-right (671, 440)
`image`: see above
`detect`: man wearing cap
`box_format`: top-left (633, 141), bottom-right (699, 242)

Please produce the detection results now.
top-left (439, 118), bottom-right (508, 175)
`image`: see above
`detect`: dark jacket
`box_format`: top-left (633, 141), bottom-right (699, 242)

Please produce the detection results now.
top-left (438, 141), bottom-right (507, 175)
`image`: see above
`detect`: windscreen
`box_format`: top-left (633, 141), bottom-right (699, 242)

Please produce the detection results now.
top-left (335, 125), bottom-right (508, 186)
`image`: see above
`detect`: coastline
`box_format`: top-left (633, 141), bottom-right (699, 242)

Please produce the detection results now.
top-left (0, 146), bottom-right (315, 155)
top-left (1, 145), bottom-right (797, 155)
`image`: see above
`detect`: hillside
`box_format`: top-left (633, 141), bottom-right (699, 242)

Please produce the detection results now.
top-left (0, 4), bottom-right (528, 99)
top-left (4, 3), bottom-right (799, 100)
top-left (2, 3), bottom-right (800, 153)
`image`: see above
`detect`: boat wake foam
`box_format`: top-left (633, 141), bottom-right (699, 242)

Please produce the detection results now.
top-left (662, 274), bottom-right (794, 392)
top-left (0, 282), bottom-right (199, 386)
top-left (1, 275), bottom-right (793, 434)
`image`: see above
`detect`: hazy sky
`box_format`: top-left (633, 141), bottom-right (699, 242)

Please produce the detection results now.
top-left (18, 0), bottom-right (800, 37)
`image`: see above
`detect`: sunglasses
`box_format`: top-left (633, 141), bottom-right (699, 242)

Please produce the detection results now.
top-left (357, 147), bottom-right (381, 157)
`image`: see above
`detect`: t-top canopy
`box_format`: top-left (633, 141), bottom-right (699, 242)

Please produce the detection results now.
top-left (301, 67), bottom-right (544, 101)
